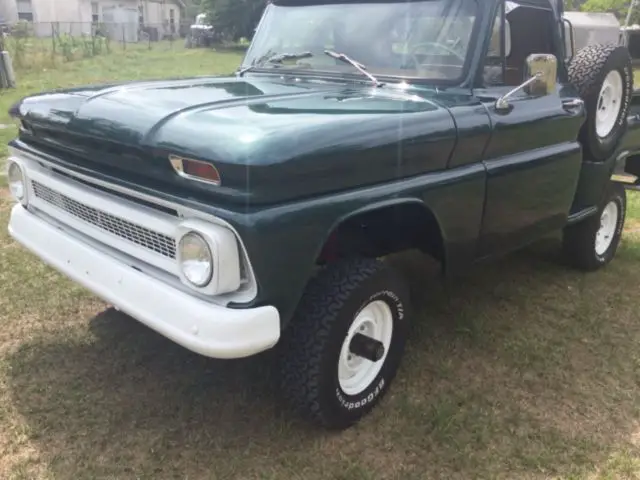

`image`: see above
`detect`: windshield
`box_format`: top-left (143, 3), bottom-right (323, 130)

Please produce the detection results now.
top-left (242, 0), bottom-right (479, 83)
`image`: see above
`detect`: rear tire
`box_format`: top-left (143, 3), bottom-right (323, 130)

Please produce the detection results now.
top-left (568, 44), bottom-right (633, 161)
top-left (278, 257), bottom-right (411, 430)
top-left (562, 182), bottom-right (626, 271)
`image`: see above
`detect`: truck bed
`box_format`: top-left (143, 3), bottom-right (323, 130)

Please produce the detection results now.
top-left (619, 88), bottom-right (640, 154)
top-left (614, 89), bottom-right (640, 191)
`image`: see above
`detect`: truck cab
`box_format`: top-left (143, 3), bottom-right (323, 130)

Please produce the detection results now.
top-left (5, 0), bottom-right (640, 430)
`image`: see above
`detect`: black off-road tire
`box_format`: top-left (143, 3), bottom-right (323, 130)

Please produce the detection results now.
top-left (562, 182), bottom-right (626, 271)
top-left (278, 257), bottom-right (411, 430)
top-left (568, 44), bottom-right (633, 162)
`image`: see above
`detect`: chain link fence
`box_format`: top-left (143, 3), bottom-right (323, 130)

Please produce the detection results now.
top-left (0, 20), bottom-right (200, 74)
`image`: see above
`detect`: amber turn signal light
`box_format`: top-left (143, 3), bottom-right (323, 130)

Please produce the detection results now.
top-left (169, 155), bottom-right (221, 186)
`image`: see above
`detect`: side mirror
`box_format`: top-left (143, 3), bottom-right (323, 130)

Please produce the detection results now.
top-left (524, 53), bottom-right (558, 95)
top-left (495, 53), bottom-right (558, 112)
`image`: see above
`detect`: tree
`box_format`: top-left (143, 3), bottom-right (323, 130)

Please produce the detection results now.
top-left (184, 0), bottom-right (204, 23)
top-left (201, 0), bottom-right (267, 41)
top-left (564, 0), bottom-right (588, 9)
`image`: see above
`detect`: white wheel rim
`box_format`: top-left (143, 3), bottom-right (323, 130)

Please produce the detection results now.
top-left (337, 300), bottom-right (393, 396)
top-left (595, 200), bottom-right (619, 256)
top-left (595, 70), bottom-right (624, 139)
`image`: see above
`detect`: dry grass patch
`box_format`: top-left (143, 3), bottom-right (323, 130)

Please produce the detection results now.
top-left (2, 191), bottom-right (640, 479)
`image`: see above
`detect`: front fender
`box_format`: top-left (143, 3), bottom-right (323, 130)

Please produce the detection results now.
top-left (229, 163), bottom-right (487, 327)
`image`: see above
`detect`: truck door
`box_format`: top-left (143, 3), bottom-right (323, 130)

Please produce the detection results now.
top-left (475, 0), bottom-right (585, 258)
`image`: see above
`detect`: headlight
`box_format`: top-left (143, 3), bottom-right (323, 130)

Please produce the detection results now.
top-left (7, 161), bottom-right (26, 203)
top-left (178, 232), bottom-right (213, 287)
top-left (176, 220), bottom-right (242, 295)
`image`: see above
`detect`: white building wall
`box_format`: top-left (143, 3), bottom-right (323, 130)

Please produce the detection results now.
top-left (0, 0), bottom-right (18, 24)
top-left (141, 0), bottom-right (181, 37)
top-left (0, 0), bottom-right (182, 36)
top-left (143, 0), bottom-right (162, 25)
top-left (38, 0), bottom-right (83, 22)
top-left (161, 0), bottom-right (180, 32)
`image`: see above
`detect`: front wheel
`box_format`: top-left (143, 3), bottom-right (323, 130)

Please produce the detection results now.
top-left (562, 182), bottom-right (627, 271)
top-left (278, 257), bottom-right (411, 430)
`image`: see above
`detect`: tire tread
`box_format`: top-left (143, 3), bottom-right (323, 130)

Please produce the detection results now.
top-left (278, 257), bottom-right (387, 428)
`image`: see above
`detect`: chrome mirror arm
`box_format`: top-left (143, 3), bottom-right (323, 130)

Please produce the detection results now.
top-left (495, 72), bottom-right (543, 111)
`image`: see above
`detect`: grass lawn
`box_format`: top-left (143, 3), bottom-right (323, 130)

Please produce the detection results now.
top-left (2, 46), bottom-right (640, 479)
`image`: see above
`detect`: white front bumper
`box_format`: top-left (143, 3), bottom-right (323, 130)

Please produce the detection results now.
top-left (8, 204), bottom-right (281, 359)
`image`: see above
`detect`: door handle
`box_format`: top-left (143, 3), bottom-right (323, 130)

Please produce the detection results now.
top-left (562, 98), bottom-right (584, 112)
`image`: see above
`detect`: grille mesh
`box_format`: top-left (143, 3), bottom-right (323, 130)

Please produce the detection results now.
top-left (31, 180), bottom-right (176, 259)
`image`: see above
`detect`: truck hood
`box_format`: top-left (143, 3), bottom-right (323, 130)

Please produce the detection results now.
top-left (12, 75), bottom-right (458, 205)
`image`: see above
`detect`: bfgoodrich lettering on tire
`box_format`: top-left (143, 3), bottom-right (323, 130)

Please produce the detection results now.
top-left (562, 182), bottom-right (626, 271)
top-left (278, 257), bottom-right (410, 430)
top-left (568, 44), bottom-right (633, 162)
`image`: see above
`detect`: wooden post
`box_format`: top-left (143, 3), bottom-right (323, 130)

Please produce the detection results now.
top-left (0, 53), bottom-right (8, 89)
top-left (2, 51), bottom-right (16, 88)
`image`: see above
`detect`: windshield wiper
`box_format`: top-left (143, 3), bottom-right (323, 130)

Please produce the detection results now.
top-left (324, 50), bottom-right (383, 87)
top-left (236, 51), bottom-right (313, 77)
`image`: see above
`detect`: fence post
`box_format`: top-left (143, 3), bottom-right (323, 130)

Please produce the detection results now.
top-left (122, 25), bottom-right (126, 51)
top-left (2, 51), bottom-right (16, 88)
top-left (0, 48), bottom-right (8, 89)
top-left (51, 23), bottom-right (56, 62)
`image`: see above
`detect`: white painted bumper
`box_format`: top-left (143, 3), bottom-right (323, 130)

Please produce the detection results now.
top-left (8, 204), bottom-right (281, 359)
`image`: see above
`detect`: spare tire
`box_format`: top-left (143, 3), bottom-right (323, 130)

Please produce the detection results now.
top-left (568, 44), bottom-right (633, 162)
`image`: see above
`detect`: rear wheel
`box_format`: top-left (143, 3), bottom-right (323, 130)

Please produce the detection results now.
top-left (568, 44), bottom-right (633, 161)
top-left (562, 182), bottom-right (626, 271)
top-left (596, 70), bottom-right (625, 139)
top-left (278, 257), bottom-right (411, 430)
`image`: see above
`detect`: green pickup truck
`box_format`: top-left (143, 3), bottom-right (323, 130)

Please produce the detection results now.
top-left (6, 0), bottom-right (640, 430)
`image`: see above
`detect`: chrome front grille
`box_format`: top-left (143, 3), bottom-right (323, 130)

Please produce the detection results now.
top-left (31, 180), bottom-right (177, 259)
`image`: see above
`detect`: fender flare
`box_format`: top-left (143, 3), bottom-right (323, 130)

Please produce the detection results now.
top-left (314, 197), bottom-right (447, 267)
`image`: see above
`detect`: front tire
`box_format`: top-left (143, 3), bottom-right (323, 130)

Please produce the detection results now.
top-left (279, 258), bottom-right (411, 430)
top-left (562, 182), bottom-right (627, 271)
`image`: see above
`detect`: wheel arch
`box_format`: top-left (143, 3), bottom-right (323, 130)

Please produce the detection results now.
top-left (314, 197), bottom-right (448, 271)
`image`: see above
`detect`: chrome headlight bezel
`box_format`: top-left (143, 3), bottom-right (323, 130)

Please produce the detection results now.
top-left (7, 159), bottom-right (28, 205)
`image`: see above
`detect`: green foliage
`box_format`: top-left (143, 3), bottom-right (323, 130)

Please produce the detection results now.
top-left (581, 0), bottom-right (640, 23)
top-left (10, 20), bottom-right (34, 38)
top-left (9, 36), bottom-right (27, 69)
top-left (201, 0), bottom-right (267, 41)
top-left (582, 0), bottom-right (628, 14)
top-left (56, 34), bottom-right (75, 62)
top-left (184, 0), bottom-right (204, 22)
top-left (53, 32), bottom-right (109, 62)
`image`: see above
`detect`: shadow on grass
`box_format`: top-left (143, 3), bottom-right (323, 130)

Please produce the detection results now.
top-left (6, 236), bottom-right (640, 479)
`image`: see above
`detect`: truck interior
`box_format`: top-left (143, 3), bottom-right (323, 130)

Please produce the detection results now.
top-left (483, 0), bottom-right (559, 87)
